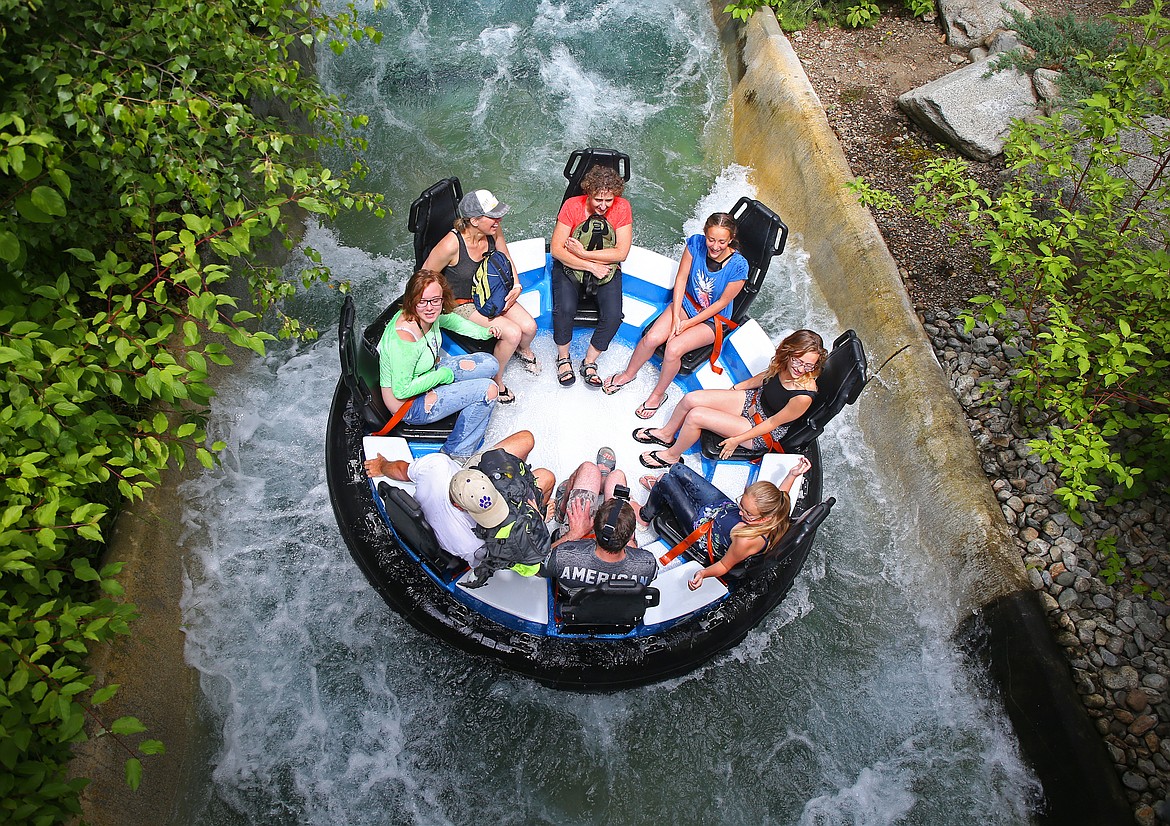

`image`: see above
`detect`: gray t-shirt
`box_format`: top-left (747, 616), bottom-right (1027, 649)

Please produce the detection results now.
top-left (543, 541), bottom-right (657, 596)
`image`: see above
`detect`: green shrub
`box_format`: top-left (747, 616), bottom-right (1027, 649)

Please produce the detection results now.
top-left (850, 0), bottom-right (1170, 514)
top-left (1, 0), bottom-right (383, 821)
top-left (991, 10), bottom-right (1119, 100)
top-left (723, 0), bottom-right (936, 29)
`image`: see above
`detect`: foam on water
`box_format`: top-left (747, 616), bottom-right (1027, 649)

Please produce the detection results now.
top-left (176, 0), bottom-right (1042, 818)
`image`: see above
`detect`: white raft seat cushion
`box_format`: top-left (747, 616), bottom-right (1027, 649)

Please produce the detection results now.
top-left (620, 246), bottom-right (677, 329)
top-left (362, 436), bottom-right (415, 493)
top-left (509, 237), bottom-right (546, 319)
top-left (692, 318), bottom-right (774, 391)
top-left (623, 245), bottom-right (677, 290)
top-left (757, 453), bottom-right (808, 510)
top-left (644, 560), bottom-right (728, 626)
top-left (456, 568), bottom-right (549, 625)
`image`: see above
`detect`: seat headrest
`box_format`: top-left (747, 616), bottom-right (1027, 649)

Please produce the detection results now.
top-left (409, 177), bottom-right (463, 270)
top-left (561, 148), bottom-right (631, 204)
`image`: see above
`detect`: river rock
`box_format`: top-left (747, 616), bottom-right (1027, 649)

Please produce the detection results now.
top-left (898, 62), bottom-right (1038, 161)
top-left (938, 0), bottom-right (1033, 49)
top-left (1033, 68), bottom-right (1062, 102)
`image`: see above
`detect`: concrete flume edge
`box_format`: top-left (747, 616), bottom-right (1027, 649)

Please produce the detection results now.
top-left (67, 465), bottom-right (203, 826)
top-left (723, 9), bottom-right (1129, 822)
top-left (727, 8), bottom-right (1026, 612)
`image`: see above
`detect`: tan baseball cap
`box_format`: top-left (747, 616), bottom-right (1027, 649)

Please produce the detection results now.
top-left (449, 468), bottom-right (509, 528)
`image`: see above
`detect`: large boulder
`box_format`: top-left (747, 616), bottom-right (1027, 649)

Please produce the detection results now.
top-left (939, 0), bottom-right (1033, 49)
top-left (898, 61), bottom-right (1038, 161)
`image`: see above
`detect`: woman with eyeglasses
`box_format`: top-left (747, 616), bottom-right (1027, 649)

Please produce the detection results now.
top-left (377, 269), bottom-right (503, 462)
top-left (638, 455), bottom-right (811, 590)
top-left (632, 329), bottom-right (827, 469)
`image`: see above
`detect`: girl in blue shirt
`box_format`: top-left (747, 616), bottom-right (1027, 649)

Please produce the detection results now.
top-left (603, 212), bottom-right (748, 419)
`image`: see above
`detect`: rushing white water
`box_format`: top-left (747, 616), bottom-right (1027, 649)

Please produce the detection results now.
top-left (177, 0), bottom-right (1041, 822)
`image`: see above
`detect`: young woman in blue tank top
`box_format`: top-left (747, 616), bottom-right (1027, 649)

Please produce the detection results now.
top-left (603, 212), bottom-right (748, 419)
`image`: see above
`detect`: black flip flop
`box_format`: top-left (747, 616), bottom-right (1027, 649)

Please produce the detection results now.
top-left (632, 427), bottom-right (675, 449)
top-left (639, 450), bottom-right (682, 470)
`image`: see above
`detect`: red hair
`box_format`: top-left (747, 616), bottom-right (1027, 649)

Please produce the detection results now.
top-left (400, 269), bottom-right (454, 323)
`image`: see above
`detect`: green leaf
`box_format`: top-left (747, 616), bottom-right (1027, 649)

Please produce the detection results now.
top-left (0, 231), bottom-right (20, 262)
top-left (125, 758), bottom-right (143, 791)
top-left (91, 684), bottom-right (120, 705)
top-left (31, 186), bottom-right (67, 217)
top-left (110, 716), bottom-right (148, 736)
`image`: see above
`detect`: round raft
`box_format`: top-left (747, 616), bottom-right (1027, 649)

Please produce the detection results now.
top-left (325, 155), bottom-right (867, 689)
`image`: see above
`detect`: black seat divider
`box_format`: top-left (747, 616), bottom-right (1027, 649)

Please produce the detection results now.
top-left (409, 177), bottom-right (463, 270)
top-left (560, 148), bottom-right (632, 327)
top-left (407, 178), bottom-right (498, 355)
top-left (700, 329), bottom-right (867, 461)
top-left (559, 580), bottom-right (660, 634)
top-left (561, 148), bottom-right (630, 204)
top-left (377, 482), bottom-right (467, 581)
top-left (730, 497), bottom-right (834, 582)
top-left (660, 197), bottom-right (789, 375)
top-left (340, 295), bottom-right (394, 433)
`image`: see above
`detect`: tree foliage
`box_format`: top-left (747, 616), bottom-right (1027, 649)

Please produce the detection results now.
top-left (722, 0), bottom-right (934, 30)
top-left (851, 0), bottom-right (1169, 514)
top-left (1, 0), bottom-right (382, 820)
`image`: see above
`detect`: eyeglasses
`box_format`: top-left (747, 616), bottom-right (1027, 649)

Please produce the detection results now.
top-left (738, 500), bottom-right (763, 521)
top-left (790, 356), bottom-right (818, 372)
top-left (416, 296), bottom-right (443, 308)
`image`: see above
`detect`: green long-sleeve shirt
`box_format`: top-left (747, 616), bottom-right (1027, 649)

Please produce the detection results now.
top-left (377, 310), bottom-right (493, 400)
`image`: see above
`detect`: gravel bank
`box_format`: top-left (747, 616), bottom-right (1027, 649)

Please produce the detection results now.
top-left (924, 307), bottom-right (1170, 824)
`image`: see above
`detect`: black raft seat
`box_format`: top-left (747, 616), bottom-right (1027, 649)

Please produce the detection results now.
top-left (558, 147), bottom-right (632, 327)
top-left (377, 482), bottom-right (467, 582)
top-left (337, 294), bottom-right (459, 440)
top-left (699, 328), bottom-right (868, 462)
top-left (653, 196), bottom-right (789, 376)
top-left (406, 176), bottom-right (495, 356)
top-left (559, 580), bottom-right (660, 635)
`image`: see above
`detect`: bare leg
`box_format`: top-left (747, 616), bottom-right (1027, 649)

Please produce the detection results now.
top-left (503, 304), bottom-right (537, 357)
top-left (533, 468), bottom-right (555, 506)
top-left (604, 313), bottom-right (671, 390)
top-left (602, 469), bottom-right (628, 500)
top-left (492, 429), bottom-right (535, 460)
top-left (658, 407), bottom-right (753, 463)
top-left (642, 324), bottom-right (715, 408)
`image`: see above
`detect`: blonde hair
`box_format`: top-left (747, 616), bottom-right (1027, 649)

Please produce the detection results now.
top-left (763, 329), bottom-right (827, 388)
top-left (729, 481), bottom-right (791, 550)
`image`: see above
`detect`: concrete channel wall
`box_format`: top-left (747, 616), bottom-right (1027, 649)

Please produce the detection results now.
top-left (721, 9), bottom-right (1130, 823)
top-left (724, 8), bottom-right (1027, 613)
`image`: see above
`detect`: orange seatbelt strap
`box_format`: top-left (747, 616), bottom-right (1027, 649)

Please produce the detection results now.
top-left (684, 293), bottom-right (737, 375)
top-left (749, 410), bottom-right (786, 454)
top-left (658, 520), bottom-right (714, 566)
top-left (373, 396), bottom-right (415, 436)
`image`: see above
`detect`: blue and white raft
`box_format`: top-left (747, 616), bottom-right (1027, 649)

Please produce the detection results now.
top-left (326, 155), bottom-right (867, 690)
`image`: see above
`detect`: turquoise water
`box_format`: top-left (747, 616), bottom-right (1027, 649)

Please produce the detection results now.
top-left (177, 0), bottom-right (1041, 823)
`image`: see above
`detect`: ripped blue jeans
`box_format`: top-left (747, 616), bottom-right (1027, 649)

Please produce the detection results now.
top-left (402, 352), bottom-right (499, 460)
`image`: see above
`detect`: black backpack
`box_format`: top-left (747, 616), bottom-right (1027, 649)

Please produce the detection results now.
top-left (468, 450), bottom-right (550, 575)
